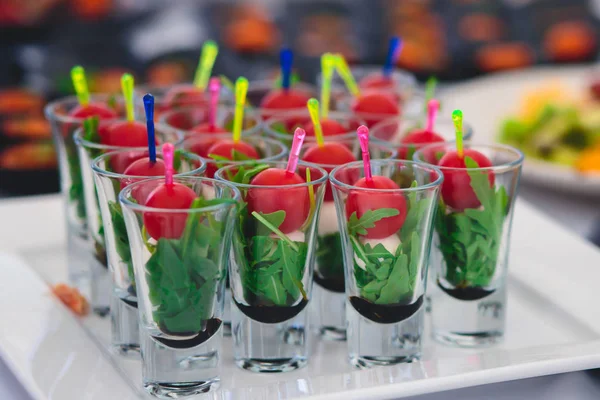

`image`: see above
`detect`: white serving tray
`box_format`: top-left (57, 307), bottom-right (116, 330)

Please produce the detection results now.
top-left (1, 195), bottom-right (600, 400)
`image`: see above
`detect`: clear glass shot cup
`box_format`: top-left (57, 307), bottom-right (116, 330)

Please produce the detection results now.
top-left (246, 79), bottom-right (318, 121)
top-left (263, 110), bottom-right (362, 147)
top-left (414, 142), bottom-right (524, 347)
top-left (92, 149), bottom-right (206, 356)
top-left (183, 134), bottom-right (288, 335)
top-left (323, 64), bottom-right (418, 105)
top-left (215, 161), bottom-right (328, 373)
top-left (299, 140), bottom-right (397, 341)
top-left (335, 88), bottom-right (425, 129)
top-left (330, 160), bottom-right (443, 367)
top-left (159, 105), bottom-right (262, 136)
top-left (120, 177), bottom-right (240, 397)
top-left (135, 83), bottom-right (235, 121)
top-left (370, 115), bottom-right (474, 160)
top-left (44, 95), bottom-right (123, 296)
top-left (74, 122), bottom-right (183, 315)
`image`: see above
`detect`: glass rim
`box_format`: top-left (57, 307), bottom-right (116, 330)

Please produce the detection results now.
top-left (247, 79), bottom-right (317, 91)
top-left (413, 141), bottom-right (525, 173)
top-left (73, 121), bottom-right (184, 150)
top-left (330, 159), bottom-right (444, 193)
top-left (44, 94), bottom-right (123, 124)
top-left (91, 149), bottom-right (206, 179)
top-left (370, 114), bottom-right (475, 134)
top-left (215, 161), bottom-right (329, 189)
top-left (185, 134), bottom-right (288, 164)
top-left (298, 141), bottom-right (398, 169)
top-left (119, 176), bottom-right (241, 213)
top-left (159, 105), bottom-right (263, 136)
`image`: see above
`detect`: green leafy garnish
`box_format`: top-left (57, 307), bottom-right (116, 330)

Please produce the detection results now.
top-left (145, 196), bottom-right (233, 335)
top-left (108, 201), bottom-right (135, 287)
top-left (435, 157), bottom-right (509, 289)
top-left (347, 182), bottom-right (432, 305)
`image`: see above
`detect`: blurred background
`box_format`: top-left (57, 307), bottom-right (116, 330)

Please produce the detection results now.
top-left (0, 0), bottom-right (599, 197)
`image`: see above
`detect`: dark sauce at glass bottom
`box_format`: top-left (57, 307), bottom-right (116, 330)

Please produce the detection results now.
top-left (314, 274), bottom-right (345, 293)
top-left (234, 300), bottom-right (308, 324)
top-left (438, 281), bottom-right (495, 301)
top-left (350, 296), bottom-right (424, 324)
top-left (154, 319), bottom-right (222, 349)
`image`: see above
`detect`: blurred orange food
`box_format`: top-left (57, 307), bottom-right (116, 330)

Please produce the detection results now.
top-left (575, 145), bottom-right (600, 174)
top-left (0, 89), bottom-right (43, 115)
top-left (224, 6), bottom-right (278, 53)
top-left (544, 21), bottom-right (597, 62)
top-left (476, 42), bottom-right (534, 72)
top-left (52, 283), bottom-right (90, 316)
top-left (2, 118), bottom-right (51, 139)
top-left (147, 62), bottom-right (189, 86)
top-left (0, 142), bottom-right (57, 170)
top-left (459, 13), bottom-right (505, 42)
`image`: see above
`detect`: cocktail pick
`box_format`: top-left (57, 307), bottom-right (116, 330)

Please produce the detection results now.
top-left (320, 53), bottom-right (335, 118)
top-left (452, 109), bottom-right (464, 159)
top-left (232, 77), bottom-right (248, 144)
top-left (280, 48), bottom-right (293, 91)
top-left (163, 143), bottom-right (174, 186)
top-left (425, 76), bottom-right (438, 103)
top-left (383, 36), bottom-right (402, 78)
top-left (307, 98), bottom-right (324, 148)
top-left (143, 94), bottom-right (156, 163)
top-left (208, 77), bottom-right (220, 129)
top-left (426, 99), bottom-right (440, 134)
top-left (286, 127), bottom-right (306, 176)
top-left (121, 73), bottom-right (135, 122)
top-left (71, 66), bottom-right (90, 106)
top-left (356, 125), bottom-right (372, 183)
top-left (334, 54), bottom-right (360, 97)
top-left (194, 40), bottom-right (219, 91)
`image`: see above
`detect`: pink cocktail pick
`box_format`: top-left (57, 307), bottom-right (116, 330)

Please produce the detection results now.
top-left (163, 143), bottom-right (174, 186)
top-left (286, 127), bottom-right (306, 176)
top-left (356, 125), bottom-right (372, 183)
top-left (208, 77), bottom-right (220, 129)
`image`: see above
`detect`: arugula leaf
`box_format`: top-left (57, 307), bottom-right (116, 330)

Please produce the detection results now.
top-left (348, 208), bottom-right (400, 236)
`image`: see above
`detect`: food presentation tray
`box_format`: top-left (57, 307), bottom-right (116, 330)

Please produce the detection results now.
top-left (1, 195), bottom-right (600, 400)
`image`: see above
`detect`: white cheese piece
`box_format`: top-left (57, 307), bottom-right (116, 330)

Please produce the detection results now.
top-left (202, 185), bottom-right (216, 200)
top-left (317, 202), bottom-right (340, 235)
top-left (361, 235), bottom-right (402, 256)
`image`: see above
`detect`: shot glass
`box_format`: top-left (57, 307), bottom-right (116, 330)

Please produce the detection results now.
top-left (159, 105), bottom-right (261, 136)
top-left (75, 122), bottom-right (183, 315)
top-left (370, 115), bottom-right (474, 160)
top-left (414, 142), bottom-right (524, 347)
top-left (263, 110), bottom-right (362, 147)
top-left (330, 160), bottom-right (443, 367)
top-left (92, 149), bottom-right (206, 356)
top-left (299, 140), bottom-right (397, 341)
top-left (44, 95), bottom-right (122, 295)
top-left (215, 161), bottom-right (328, 372)
top-left (184, 135), bottom-right (288, 335)
top-left (120, 177), bottom-right (240, 397)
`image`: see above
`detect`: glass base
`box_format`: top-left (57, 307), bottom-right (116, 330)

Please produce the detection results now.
top-left (90, 258), bottom-right (110, 317)
top-left (350, 355), bottom-right (418, 369)
top-left (144, 378), bottom-right (219, 399)
top-left (141, 325), bottom-right (222, 393)
top-left (110, 295), bottom-right (140, 358)
top-left (232, 301), bottom-right (309, 373)
top-left (433, 330), bottom-right (503, 348)
top-left (311, 284), bottom-right (346, 341)
top-left (235, 357), bottom-right (307, 373)
top-left (346, 298), bottom-right (424, 367)
top-left (430, 282), bottom-right (506, 348)
top-left (223, 290), bottom-right (231, 337)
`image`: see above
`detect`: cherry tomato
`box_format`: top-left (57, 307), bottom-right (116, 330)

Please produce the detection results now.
top-left (191, 123), bottom-right (229, 134)
top-left (204, 139), bottom-right (259, 178)
top-left (398, 129), bottom-right (445, 160)
top-left (162, 87), bottom-right (208, 110)
top-left (359, 74), bottom-right (395, 90)
top-left (69, 103), bottom-right (118, 119)
top-left (260, 89), bottom-right (312, 111)
top-left (352, 93), bottom-right (400, 127)
top-left (143, 183), bottom-right (197, 239)
top-left (438, 149), bottom-right (495, 211)
top-left (121, 158), bottom-right (166, 204)
top-left (248, 168), bottom-right (310, 234)
top-left (303, 119), bottom-right (348, 137)
top-left (345, 176), bottom-right (407, 239)
top-left (110, 150), bottom-right (147, 174)
top-left (104, 121), bottom-right (149, 147)
top-left (302, 142), bottom-right (357, 201)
